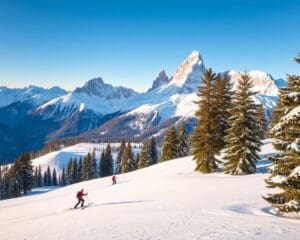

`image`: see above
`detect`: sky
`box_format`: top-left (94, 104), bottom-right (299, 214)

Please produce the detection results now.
top-left (0, 0), bottom-right (299, 92)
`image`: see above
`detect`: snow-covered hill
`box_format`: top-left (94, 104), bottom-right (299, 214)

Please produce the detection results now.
top-left (30, 142), bottom-right (142, 174)
top-left (0, 140), bottom-right (299, 240)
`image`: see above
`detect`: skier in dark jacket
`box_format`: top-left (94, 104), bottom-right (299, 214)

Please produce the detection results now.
top-left (112, 175), bottom-right (117, 185)
top-left (74, 189), bottom-right (88, 208)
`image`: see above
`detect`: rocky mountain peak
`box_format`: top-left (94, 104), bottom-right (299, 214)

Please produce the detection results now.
top-left (149, 69), bottom-right (170, 91)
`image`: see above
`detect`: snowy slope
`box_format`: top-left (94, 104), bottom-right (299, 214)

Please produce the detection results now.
top-left (30, 142), bottom-right (142, 174)
top-left (0, 140), bottom-right (299, 240)
top-left (0, 85), bottom-right (67, 108)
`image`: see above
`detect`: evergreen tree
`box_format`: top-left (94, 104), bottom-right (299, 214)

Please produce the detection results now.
top-left (52, 168), bottom-right (58, 186)
top-left (100, 144), bottom-right (113, 177)
top-left (43, 170), bottom-right (47, 186)
top-left (138, 139), bottom-right (153, 169)
top-left (34, 166), bottom-right (38, 187)
top-left (1, 165), bottom-right (10, 199)
top-left (77, 157), bottom-right (83, 182)
top-left (256, 105), bottom-right (267, 139)
top-left (46, 166), bottom-right (52, 186)
top-left (90, 150), bottom-right (98, 179)
top-left (150, 137), bottom-right (158, 164)
top-left (161, 126), bottom-right (178, 161)
top-left (116, 140), bottom-right (126, 173)
top-left (37, 165), bottom-right (42, 187)
top-left (13, 153), bottom-right (34, 194)
top-left (99, 150), bottom-right (105, 177)
top-left (177, 122), bottom-right (189, 157)
top-left (61, 167), bottom-right (66, 186)
top-left (223, 72), bottom-right (262, 175)
top-left (213, 73), bottom-right (233, 151)
top-left (71, 159), bottom-right (78, 183)
top-left (120, 142), bottom-right (136, 173)
top-left (66, 158), bottom-right (73, 185)
top-left (264, 58), bottom-right (300, 212)
top-left (8, 164), bottom-right (22, 198)
top-left (191, 69), bottom-right (219, 172)
top-left (269, 88), bottom-right (289, 134)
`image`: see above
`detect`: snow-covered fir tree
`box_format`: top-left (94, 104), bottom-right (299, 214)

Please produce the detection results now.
top-left (177, 122), bottom-right (189, 158)
top-left (161, 125), bottom-right (179, 161)
top-left (264, 58), bottom-right (300, 212)
top-left (191, 69), bottom-right (219, 173)
top-left (66, 158), bottom-right (74, 184)
top-left (223, 72), bottom-right (262, 175)
top-left (46, 166), bottom-right (52, 186)
top-left (60, 167), bottom-right (66, 186)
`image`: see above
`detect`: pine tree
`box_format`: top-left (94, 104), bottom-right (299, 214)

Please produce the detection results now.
top-left (256, 105), bottom-right (267, 139)
top-left (1, 165), bottom-right (10, 199)
top-left (161, 126), bottom-right (178, 161)
top-left (264, 57), bottom-right (300, 212)
top-left (223, 72), bottom-right (262, 175)
top-left (37, 165), bottom-right (42, 187)
top-left (43, 170), bottom-right (48, 186)
top-left (8, 164), bottom-right (22, 198)
top-left (47, 166), bottom-right (52, 186)
top-left (61, 167), bottom-right (66, 186)
top-left (71, 159), bottom-right (78, 183)
top-left (52, 168), bottom-right (58, 186)
top-left (138, 139), bottom-right (153, 169)
top-left (120, 142), bottom-right (136, 173)
top-left (100, 144), bottom-right (113, 177)
top-left (191, 69), bottom-right (219, 172)
top-left (150, 137), bottom-right (158, 164)
top-left (77, 157), bottom-right (83, 182)
top-left (213, 73), bottom-right (233, 151)
top-left (269, 88), bottom-right (289, 134)
top-left (90, 150), bottom-right (98, 179)
top-left (34, 166), bottom-right (38, 187)
top-left (116, 140), bottom-right (126, 173)
top-left (66, 158), bottom-right (73, 185)
top-left (177, 122), bottom-right (189, 157)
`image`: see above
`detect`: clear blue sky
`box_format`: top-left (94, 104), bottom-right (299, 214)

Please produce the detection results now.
top-left (0, 0), bottom-right (299, 92)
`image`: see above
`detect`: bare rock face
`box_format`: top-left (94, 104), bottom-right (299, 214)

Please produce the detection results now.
top-left (149, 69), bottom-right (170, 91)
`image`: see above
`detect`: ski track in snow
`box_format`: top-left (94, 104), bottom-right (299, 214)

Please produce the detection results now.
top-left (0, 140), bottom-right (299, 240)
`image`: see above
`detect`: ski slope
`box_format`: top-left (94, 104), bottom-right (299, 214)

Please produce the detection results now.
top-left (31, 143), bottom-right (142, 174)
top-left (0, 140), bottom-right (299, 240)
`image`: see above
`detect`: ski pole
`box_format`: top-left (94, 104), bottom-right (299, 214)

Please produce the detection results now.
top-left (87, 195), bottom-right (90, 205)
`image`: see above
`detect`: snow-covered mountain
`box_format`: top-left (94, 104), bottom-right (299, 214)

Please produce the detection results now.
top-left (81, 51), bottom-right (284, 140)
top-left (0, 85), bottom-right (67, 108)
top-left (0, 50), bottom-right (287, 162)
top-left (1, 140), bottom-right (299, 240)
top-left (35, 78), bottom-right (138, 122)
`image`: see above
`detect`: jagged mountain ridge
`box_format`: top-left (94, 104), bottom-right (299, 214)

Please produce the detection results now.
top-left (0, 50), bottom-right (286, 162)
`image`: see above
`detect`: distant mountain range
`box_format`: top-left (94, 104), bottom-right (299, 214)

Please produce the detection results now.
top-left (0, 51), bottom-right (286, 163)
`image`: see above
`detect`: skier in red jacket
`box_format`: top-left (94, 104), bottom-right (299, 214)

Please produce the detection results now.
top-left (112, 175), bottom-right (117, 185)
top-left (74, 189), bottom-right (88, 208)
